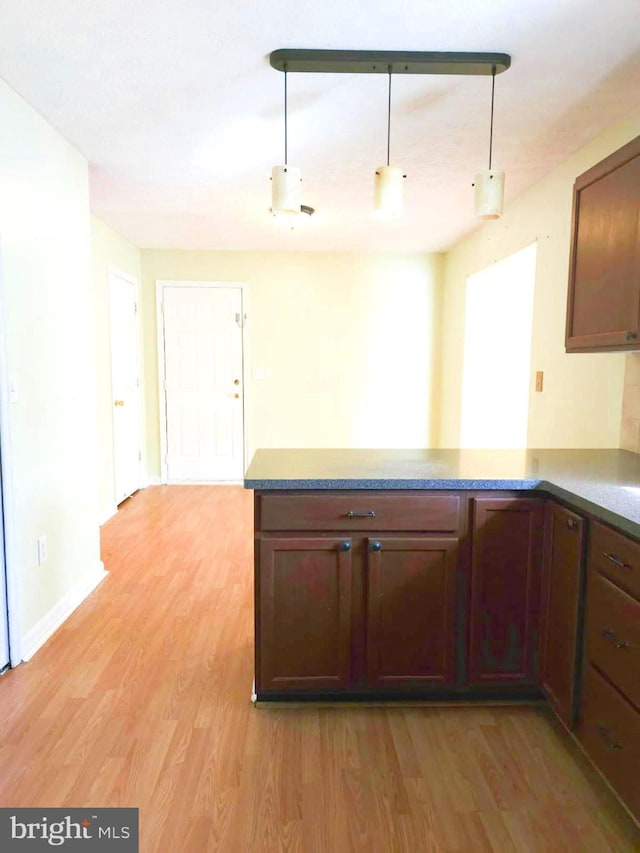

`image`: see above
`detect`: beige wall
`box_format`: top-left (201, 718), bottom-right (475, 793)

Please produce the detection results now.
top-left (91, 217), bottom-right (143, 520)
top-left (439, 113), bottom-right (640, 448)
top-left (0, 79), bottom-right (102, 648)
top-left (621, 354), bottom-right (640, 453)
top-left (141, 251), bottom-right (443, 478)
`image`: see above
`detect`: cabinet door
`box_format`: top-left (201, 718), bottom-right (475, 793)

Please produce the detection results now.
top-left (468, 498), bottom-right (544, 686)
top-left (538, 503), bottom-right (585, 729)
top-left (257, 536), bottom-right (353, 693)
top-left (366, 537), bottom-right (458, 688)
top-left (566, 135), bottom-right (640, 352)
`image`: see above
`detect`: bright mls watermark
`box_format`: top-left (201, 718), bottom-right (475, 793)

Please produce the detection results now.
top-left (0, 809), bottom-right (138, 850)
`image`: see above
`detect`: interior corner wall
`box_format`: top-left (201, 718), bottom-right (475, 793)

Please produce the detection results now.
top-left (439, 113), bottom-right (640, 449)
top-left (91, 216), bottom-right (143, 522)
top-left (140, 250), bottom-right (444, 478)
top-left (0, 79), bottom-right (103, 651)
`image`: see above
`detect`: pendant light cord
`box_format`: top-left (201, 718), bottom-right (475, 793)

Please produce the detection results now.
top-left (488, 64), bottom-right (496, 171)
top-left (386, 67), bottom-right (392, 166)
top-left (284, 66), bottom-right (288, 165)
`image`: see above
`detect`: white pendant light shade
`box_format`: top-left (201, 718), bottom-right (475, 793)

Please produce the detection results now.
top-left (474, 169), bottom-right (504, 219)
top-left (373, 165), bottom-right (405, 219)
top-left (271, 165), bottom-right (301, 218)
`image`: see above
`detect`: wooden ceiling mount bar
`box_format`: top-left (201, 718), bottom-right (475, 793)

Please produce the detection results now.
top-left (269, 49), bottom-right (511, 76)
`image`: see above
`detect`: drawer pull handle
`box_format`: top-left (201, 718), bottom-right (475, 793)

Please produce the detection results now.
top-left (596, 724), bottom-right (622, 751)
top-left (604, 552), bottom-right (632, 571)
top-left (601, 627), bottom-right (630, 650)
top-left (345, 510), bottom-right (376, 519)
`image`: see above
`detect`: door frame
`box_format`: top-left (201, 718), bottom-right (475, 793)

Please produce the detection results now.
top-left (0, 241), bottom-right (22, 666)
top-left (155, 280), bottom-right (249, 485)
top-left (108, 266), bottom-right (143, 503)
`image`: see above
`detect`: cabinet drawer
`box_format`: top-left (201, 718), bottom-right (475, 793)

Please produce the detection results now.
top-left (586, 572), bottom-right (640, 709)
top-left (589, 522), bottom-right (640, 600)
top-left (258, 493), bottom-right (461, 532)
top-left (579, 664), bottom-right (640, 820)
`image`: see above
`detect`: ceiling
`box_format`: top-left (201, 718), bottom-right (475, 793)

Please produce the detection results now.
top-left (0, 0), bottom-right (639, 253)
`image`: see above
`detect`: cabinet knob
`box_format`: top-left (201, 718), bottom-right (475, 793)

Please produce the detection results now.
top-left (626, 331), bottom-right (638, 341)
top-left (596, 724), bottom-right (622, 751)
top-left (370, 541), bottom-right (382, 552)
top-left (566, 518), bottom-right (578, 530)
top-left (601, 627), bottom-right (630, 650)
top-left (339, 541), bottom-right (351, 552)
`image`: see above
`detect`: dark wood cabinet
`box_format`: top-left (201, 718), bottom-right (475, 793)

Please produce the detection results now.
top-left (579, 664), bottom-right (640, 821)
top-left (566, 134), bottom-right (640, 352)
top-left (255, 491), bottom-right (549, 697)
top-left (257, 535), bottom-right (353, 692)
top-left (254, 491), bottom-right (462, 697)
top-left (538, 502), bottom-right (586, 729)
top-left (578, 520), bottom-right (640, 821)
top-left (468, 497), bottom-right (544, 686)
top-left (366, 536), bottom-right (458, 688)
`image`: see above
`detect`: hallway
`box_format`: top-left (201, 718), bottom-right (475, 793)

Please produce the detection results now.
top-left (0, 485), bottom-right (638, 851)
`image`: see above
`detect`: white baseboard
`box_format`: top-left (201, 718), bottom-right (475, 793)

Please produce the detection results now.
top-left (21, 562), bottom-right (109, 662)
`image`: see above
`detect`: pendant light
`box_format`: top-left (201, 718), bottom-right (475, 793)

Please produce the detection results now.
top-left (474, 64), bottom-right (504, 219)
top-left (271, 65), bottom-right (301, 221)
top-left (373, 68), bottom-right (406, 219)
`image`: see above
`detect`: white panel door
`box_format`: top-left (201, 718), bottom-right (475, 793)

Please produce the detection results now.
top-left (109, 272), bottom-right (142, 505)
top-left (162, 285), bottom-right (244, 482)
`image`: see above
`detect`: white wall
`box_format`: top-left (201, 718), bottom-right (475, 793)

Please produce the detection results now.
top-left (440, 113), bottom-right (640, 448)
top-left (141, 250), bottom-right (443, 477)
top-left (91, 217), bottom-right (143, 521)
top-left (0, 79), bottom-right (103, 654)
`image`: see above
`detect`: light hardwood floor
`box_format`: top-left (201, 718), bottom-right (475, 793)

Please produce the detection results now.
top-left (1, 485), bottom-right (639, 852)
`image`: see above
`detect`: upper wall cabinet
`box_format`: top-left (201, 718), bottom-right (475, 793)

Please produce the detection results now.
top-left (565, 135), bottom-right (640, 353)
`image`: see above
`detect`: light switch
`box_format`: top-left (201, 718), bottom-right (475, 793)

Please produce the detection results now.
top-left (535, 371), bottom-right (544, 392)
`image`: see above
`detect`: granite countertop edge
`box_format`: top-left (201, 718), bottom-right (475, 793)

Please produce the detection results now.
top-left (244, 475), bottom-right (640, 539)
top-left (243, 477), bottom-right (543, 491)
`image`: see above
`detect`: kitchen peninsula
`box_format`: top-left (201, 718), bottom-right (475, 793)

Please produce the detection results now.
top-left (245, 448), bottom-right (640, 821)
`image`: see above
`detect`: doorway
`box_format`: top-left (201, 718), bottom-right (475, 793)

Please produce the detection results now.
top-left (0, 244), bottom-right (19, 669)
top-left (0, 452), bottom-right (10, 671)
top-left (157, 282), bottom-right (246, 483)
top-left (109, 269), bottom-right (142, 505)
top-left (460, 243), bottom-right (537, 448)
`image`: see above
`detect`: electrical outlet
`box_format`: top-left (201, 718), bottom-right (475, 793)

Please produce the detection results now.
top-left (37, 535), bottom-right (48, 565)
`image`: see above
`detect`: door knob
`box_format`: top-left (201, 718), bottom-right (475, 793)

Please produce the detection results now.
top-left (114, 400), bottom-right (125, 407)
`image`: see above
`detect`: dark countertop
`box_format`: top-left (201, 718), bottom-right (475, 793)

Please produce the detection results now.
top-left (244, 448), bottom-right (640, 539)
